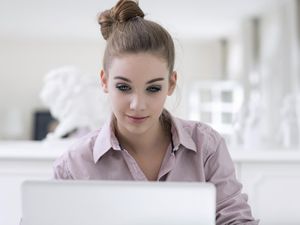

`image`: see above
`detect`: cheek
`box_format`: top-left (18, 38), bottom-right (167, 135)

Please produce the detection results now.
top-left (110, 94), bottom-right (121, 105)
top-left (150, 94), bottom-right (168, 109)
top-left (107, 85), bottom-right (119, 100)
top-left (109, 92), bottom-right (128, 110)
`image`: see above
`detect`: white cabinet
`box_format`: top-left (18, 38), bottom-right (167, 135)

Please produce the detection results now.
top-left (233, 150), bottom-right (300, 225)
top-left (238, 162), bottom-right (300, 225)
top-left (0, 141), bottom-right (300, 225)
top-left (0, 160), bottom-right (54, 225)
top-left (0, 141), bottom-right (71, 225)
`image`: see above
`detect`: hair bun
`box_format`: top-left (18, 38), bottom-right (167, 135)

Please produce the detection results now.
top-left (98, 0), bottom-right (145, 40)
top-left (98, 9), bottom-right (115, 40)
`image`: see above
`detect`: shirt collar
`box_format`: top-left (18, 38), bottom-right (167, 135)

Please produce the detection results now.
top-left (163, 110), bottom-right (197, 152)
top-left (93, 110), bottom-right (197, 163)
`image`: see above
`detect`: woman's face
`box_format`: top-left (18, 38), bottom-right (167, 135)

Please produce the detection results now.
top-left (101, 53), bottom-right (177, 136)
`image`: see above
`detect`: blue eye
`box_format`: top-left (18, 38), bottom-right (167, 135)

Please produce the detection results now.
top-left (116, 84), bottom-right (131, 92)
top-left (147, 85), bottom-right (161, 93)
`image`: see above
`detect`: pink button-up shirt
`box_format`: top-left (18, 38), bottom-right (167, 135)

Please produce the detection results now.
top-left (53, 110), bottom-right (259, 225)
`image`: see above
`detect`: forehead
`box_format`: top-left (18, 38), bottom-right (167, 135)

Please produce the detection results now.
top-left (108, 53), bottom-right (169, 80)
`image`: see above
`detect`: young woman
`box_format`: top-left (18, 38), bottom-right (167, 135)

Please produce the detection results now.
top-left (53, 0), bottom-right (258, 224)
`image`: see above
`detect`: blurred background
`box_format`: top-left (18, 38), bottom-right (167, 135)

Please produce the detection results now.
top-left (0, 0), bottom-right (300, 224)
top-left (0, 0), bottom-right (299, 150)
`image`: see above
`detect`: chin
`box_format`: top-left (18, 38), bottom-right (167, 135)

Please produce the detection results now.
top-left (115, 113), bottom-right (157, 134)
top-left (125, 125), bottom-right (149, 135)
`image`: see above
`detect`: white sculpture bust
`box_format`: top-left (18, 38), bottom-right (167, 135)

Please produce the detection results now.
top-left (40, 66), bottom-right (110, 139)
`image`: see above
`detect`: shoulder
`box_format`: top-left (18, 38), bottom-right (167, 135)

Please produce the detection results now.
top-left (176, 117), bottom-right (221, 140)
top-left (53, 129), bottom-right (100, 179)
top-left (172, 116), bottom-right (224, 156)
top-left (64, 129), bottom-right (100, 159)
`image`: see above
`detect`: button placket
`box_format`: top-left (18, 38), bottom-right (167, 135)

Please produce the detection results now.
top-left (123, 150), bottom-right (147, 181)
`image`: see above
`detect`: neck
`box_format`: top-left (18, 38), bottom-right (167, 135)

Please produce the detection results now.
top-left (115, 119), bottom-right (170, 155)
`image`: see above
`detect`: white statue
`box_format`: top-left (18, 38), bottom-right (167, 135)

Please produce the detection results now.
top-left (40, 66), bottom-right (110, 139)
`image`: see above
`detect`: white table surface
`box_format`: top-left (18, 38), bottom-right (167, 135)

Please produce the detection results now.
top-left (0, 140), bottom-right (300, 162)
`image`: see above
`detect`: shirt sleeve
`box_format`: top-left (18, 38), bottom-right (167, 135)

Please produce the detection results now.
top-left (53, 153), bottom-right (74, 179)
top-left (204, 138), bottom-right (259, 225)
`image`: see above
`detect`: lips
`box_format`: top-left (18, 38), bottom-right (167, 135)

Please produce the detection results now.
top-left (128, 115), bottom-right (148, 119)
top-left (127, 115), bottom-right (149, 123)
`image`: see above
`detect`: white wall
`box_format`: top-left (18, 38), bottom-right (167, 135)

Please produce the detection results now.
top-left (0, 37), bottom-right (223, 140)
top-left (0, 38), bottom-right (106, 139)
top-left (167, 38), bottom-right (223, 117)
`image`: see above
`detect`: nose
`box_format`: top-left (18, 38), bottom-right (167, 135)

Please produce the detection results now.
top-left (130, 94), bottom-right (146, 111)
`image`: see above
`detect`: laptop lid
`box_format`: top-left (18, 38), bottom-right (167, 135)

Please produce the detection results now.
top-left (22, 180), bottom-right (216, 225)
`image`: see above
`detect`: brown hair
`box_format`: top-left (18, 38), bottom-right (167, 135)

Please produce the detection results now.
top-left (98, 0), bottom-right (175, 74)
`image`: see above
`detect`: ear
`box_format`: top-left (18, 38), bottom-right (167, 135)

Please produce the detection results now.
top-left (100, 69), bottom-right (108, 93)
top-left (168, 71), bottom-right (177, 96)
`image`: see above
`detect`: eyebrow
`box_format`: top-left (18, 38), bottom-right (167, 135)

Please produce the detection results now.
top-left (146, 78), bottom-right (165, 84)
top-left (114, 76), bottom-right (165, 84)
top-left (114, 76), bottom-right (131, 82)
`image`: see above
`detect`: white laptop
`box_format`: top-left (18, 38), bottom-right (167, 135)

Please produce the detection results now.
top-left (21, 180), bottom-right (216, 225)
